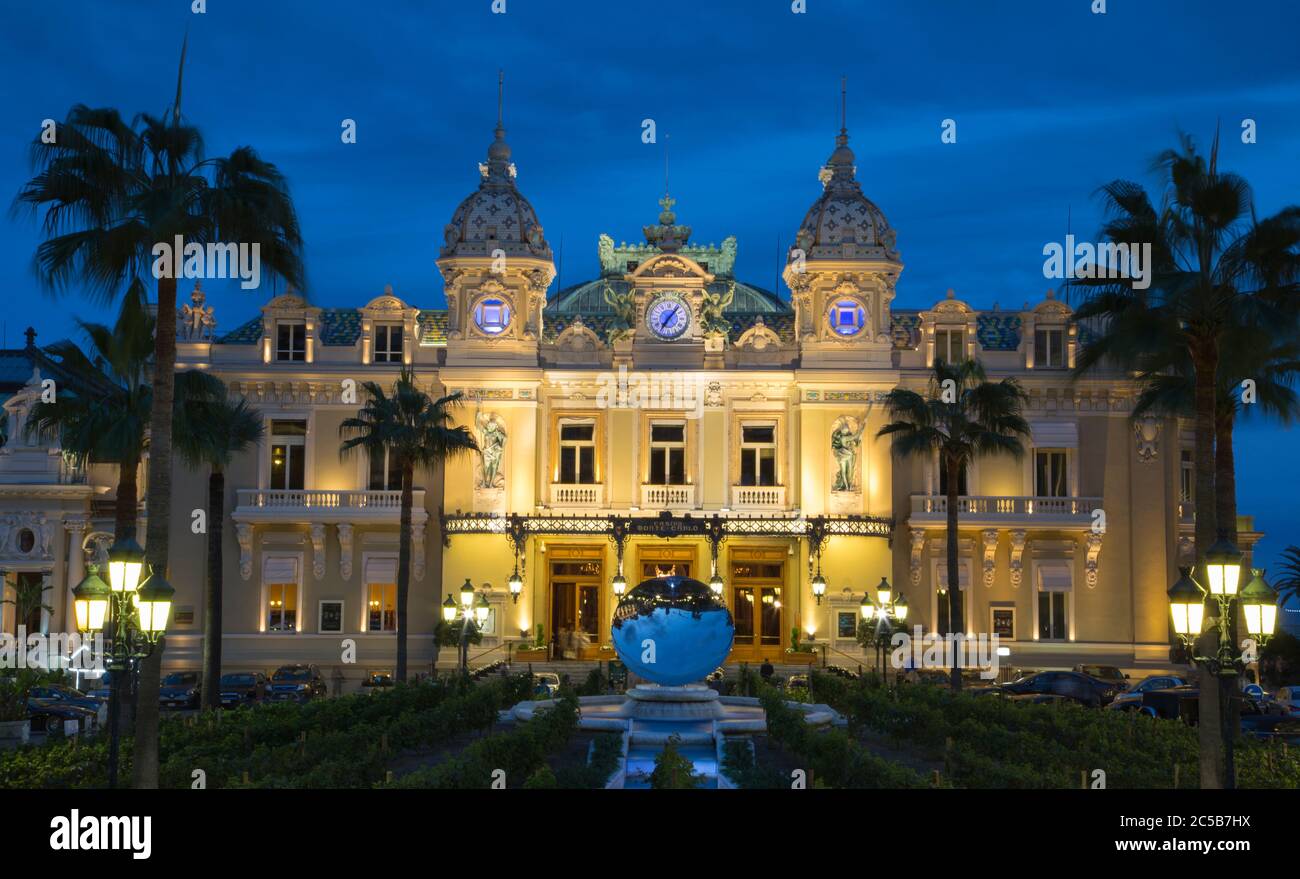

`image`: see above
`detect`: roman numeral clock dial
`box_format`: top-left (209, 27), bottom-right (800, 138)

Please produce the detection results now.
top-left (646, 294), bottom-right (691, 341)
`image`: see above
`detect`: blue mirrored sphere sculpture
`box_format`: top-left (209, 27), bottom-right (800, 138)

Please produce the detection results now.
top-left (611, 576), bottom-right (735, 685)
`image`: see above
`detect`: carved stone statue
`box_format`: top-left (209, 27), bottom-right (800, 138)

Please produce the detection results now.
top-left (831, 415), bottom-right (868, 492)
top-left (699, 281), bottom-right (735, 337)
top-left (602, 282), bottom-right (636, 344)
top-left (477, 412), bottom-right (507, 490)
top-left (180, 284), bottom-right (217, 341)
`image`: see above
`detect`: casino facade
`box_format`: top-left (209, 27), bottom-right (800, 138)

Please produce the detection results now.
top-left (0, 105), bottom-right (1257, 685)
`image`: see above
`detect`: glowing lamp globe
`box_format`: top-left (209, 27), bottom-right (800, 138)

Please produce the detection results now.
top-left (610, 576), bottom-right (734, 686)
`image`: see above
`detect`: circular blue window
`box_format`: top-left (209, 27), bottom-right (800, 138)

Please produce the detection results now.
top-left (473, 298), bottom-right (511, 335)
top-left (829, 299), bottom-right (865, 336)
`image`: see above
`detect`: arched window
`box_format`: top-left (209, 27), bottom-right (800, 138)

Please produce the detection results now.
top-left (829, 299), bottom-right (865, 336)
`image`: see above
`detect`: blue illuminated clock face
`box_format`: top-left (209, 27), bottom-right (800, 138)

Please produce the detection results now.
top-left (646, 295), bottom-right (691, 340)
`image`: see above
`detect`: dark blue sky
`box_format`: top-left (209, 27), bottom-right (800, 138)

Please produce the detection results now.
top-left (2, 0), bottom-right (1298, 570)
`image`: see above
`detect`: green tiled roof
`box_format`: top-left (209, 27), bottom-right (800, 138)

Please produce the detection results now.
top-left (418, 310), bottom-right (449, 345)
top-left (319, 309), bottom-right (362, 346)
top-left (976, 314), bottom-right (1022, 351)
top-left (548, 278), bottom-right (789, 315)
top-left (216, 316), bottom-right (263, 345)
top-left (890, 313), bottom-right (921, 350)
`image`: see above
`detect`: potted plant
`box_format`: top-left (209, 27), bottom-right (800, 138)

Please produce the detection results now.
top-left (0, 670), bottom-right (36, 745)
top-left (515, 624), bottom-right (549, 662)
top-left (784, 628), bottom-right (818, 666)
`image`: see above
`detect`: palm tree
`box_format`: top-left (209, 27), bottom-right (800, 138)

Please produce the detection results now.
top-left (1, 578), bottom-right (54, 636)
top-left (26, 288), bottom-right (153, 544)
top-left (174, 392), bottom-right (263, 712)
top-left (1277, 546), bottom-right (1300, 609)
top-left (339, 369), bottom-right (478, 682)
top-left (878, 358), bottom-right (1031, 691)
top-left (1072, 133), bottom-right (1300, 787)
top-left (1128, 329), bottom-right (1300, 545)
top-left (13, 45), bottom-right (304, 788)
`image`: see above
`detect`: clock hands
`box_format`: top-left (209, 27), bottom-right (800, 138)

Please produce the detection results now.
top-left (659, 305), bottom-right (677, 331)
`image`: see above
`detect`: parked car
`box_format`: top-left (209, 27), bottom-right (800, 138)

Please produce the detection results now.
top-left (1139, 685), bottom-right (1288, 734)
top-left (268, 664), bottom-right (326, 702)
top-left (974, 671), bottom-right (1120, 707)
top-left (159, 671), bottom-right (201, 709)
top-left (1273, 686), bottom-right (1300, 716)
top-left (27, 684), bottom-right (101, 714)
top-left (83, 672), bottom-right (114, 703)
top-left (218, 672), bottom-right (268, 707)
top-left (1074, 664), bottom-right (1130, 690)
top-left (1108, 675), bottom-right (1188, 711)
top-left (532, 672), bottom-right (561, 699)
top-left (26, 697), bottom-right (97, 735)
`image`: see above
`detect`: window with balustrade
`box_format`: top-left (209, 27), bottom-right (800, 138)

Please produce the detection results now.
top-left (557, 420), bottom-right (597, 484)
top-left (1034, 450), bottom-right (1069, 497)
top-left (647, 422), bottom-right (686, 485)
top-left (738, 423), bottom-right (777, 487)
top-left (269, 420), bottom-right (307, 490)
top-left (368, 447), bottom-right (401, 491)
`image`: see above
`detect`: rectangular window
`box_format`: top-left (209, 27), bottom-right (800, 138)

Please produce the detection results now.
top-left (558, 422), bottom-right (596, 484)
top-left (1038, 591), bottom-right (1068, 640)
top-left (937, 460), bottom-right (968, 496)
top-left (374, 324), bottom-right (403, 363)
top-left (648, 422), bottom-right (686, 485)
top-left (266, 583), bottom-right (298, 632)
top-left (367, 582), bottom-right (397, 632)
top-left (739, 424), bottom-right (777, 487)
top-left (276, 322), bottom-right (306, 362)
top-left (368, 448), bottom-right (401, 491)
top-left (935, 328), bottom-right (963, 364)
top-left (269, 420), bottom-right (307, 490)
top-left (1035, 328), bottom-right (1065, 367)
top-left (1035, 450), bottom-right (1068, 497)
top-left (1180, 450), bottom-right (1194, 503)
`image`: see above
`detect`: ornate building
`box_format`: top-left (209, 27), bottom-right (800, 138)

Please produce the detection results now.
top-left (2, 104), bottom-right (1254, 685)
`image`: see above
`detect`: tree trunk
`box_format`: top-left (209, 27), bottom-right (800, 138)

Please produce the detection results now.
top-left (200, 468), bottom-right (224, 712)
top-left (1191, 342), bottom-right (1224, 789)
top-left (946, 453), bottom-right (962, 693)
top-left (395, 462), bottom-right (414, 682)
top-left (111, 455), bottom-right (141, 739)
top-left (1214, 407), bottom-right (1237, 545)
top-left (132, 273), bottom-right (177, 789)
top-left (113, 453), bottom-right (140, 543)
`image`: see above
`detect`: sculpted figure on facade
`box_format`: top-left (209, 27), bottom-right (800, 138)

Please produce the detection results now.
top-left (476, 412), bottom-right (507, 490)
top-left (830, 414), bottom-right (868, 492)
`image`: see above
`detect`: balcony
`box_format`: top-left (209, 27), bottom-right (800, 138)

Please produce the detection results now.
top-left (550, 483), bottom-right (604, 508)
top-left (730, 484), bottom-right (787, 511)
top-left (909, 494), bottom-right (1101, 530)
top-left (233, 488), bottom-right (427, 524)
top-left (639, 484), bottom-right (696, 510)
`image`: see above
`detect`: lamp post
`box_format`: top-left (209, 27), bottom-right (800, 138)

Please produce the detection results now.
top-left (71, 535), bottom-right (170, 789)
top-left (860, 577), bottom-right (907, 684)
top-left (444, 579), bottom-right (491, 675)
top-left (1167, 534), bottom-right (1277, 790)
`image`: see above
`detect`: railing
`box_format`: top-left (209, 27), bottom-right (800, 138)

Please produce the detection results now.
top-left (234, 488), bottom-right (425, 521)
top-left (909, 494), bottom-right (1101, 521)
top-left (640, 484), bottom-right (696, 509)
top-left (550, 483), bottom-right (604, 507)
top-left (731, 485), bottom-right (786, 509)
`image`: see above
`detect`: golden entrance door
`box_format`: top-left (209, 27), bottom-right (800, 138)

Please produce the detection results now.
top-left (548, 554), bottom-right (603, 660)
top-left (728, 550), bottom-right (785, 663)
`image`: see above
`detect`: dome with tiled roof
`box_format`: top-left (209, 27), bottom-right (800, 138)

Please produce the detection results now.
top-left (439, 90), bottom-right (551, 262)
top-left (791, 121), bottom-right (899, 263)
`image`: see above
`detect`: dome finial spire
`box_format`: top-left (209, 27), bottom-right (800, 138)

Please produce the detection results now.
top-left (481, 69), bottom-right (513, 182)
top-left (496, 69), bottom-right (504, 133)
top-left (840, 74), bottom-right (847, 138)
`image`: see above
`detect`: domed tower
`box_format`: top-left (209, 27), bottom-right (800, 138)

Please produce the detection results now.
top-left (782, 82), bottom-right (902, 367)
top-left (437, 73), bottom-right (555, 366)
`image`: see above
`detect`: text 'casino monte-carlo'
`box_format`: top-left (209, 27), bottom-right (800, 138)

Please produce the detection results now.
top-left (0, 89), bottom-right (1244, 686)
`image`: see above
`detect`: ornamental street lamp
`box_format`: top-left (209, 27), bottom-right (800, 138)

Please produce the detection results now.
top-left (508, 564), bottom-right (523, 604)
top-left (71, 535), bottom-right (168, 789)
top-left (446, 579), bottom-right (490, 675)
top-left (1167, 535), bottom-right (1276, 790)
top-left (811, 566), bottom-right (827, 605)
top-left (860, 577), bottom-right (906, 683)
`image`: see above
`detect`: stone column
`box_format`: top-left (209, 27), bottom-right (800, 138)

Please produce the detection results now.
top-left (64, 518), bottom-right (87, 634)
top-left (40, 571), bottom-right (53, 636)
